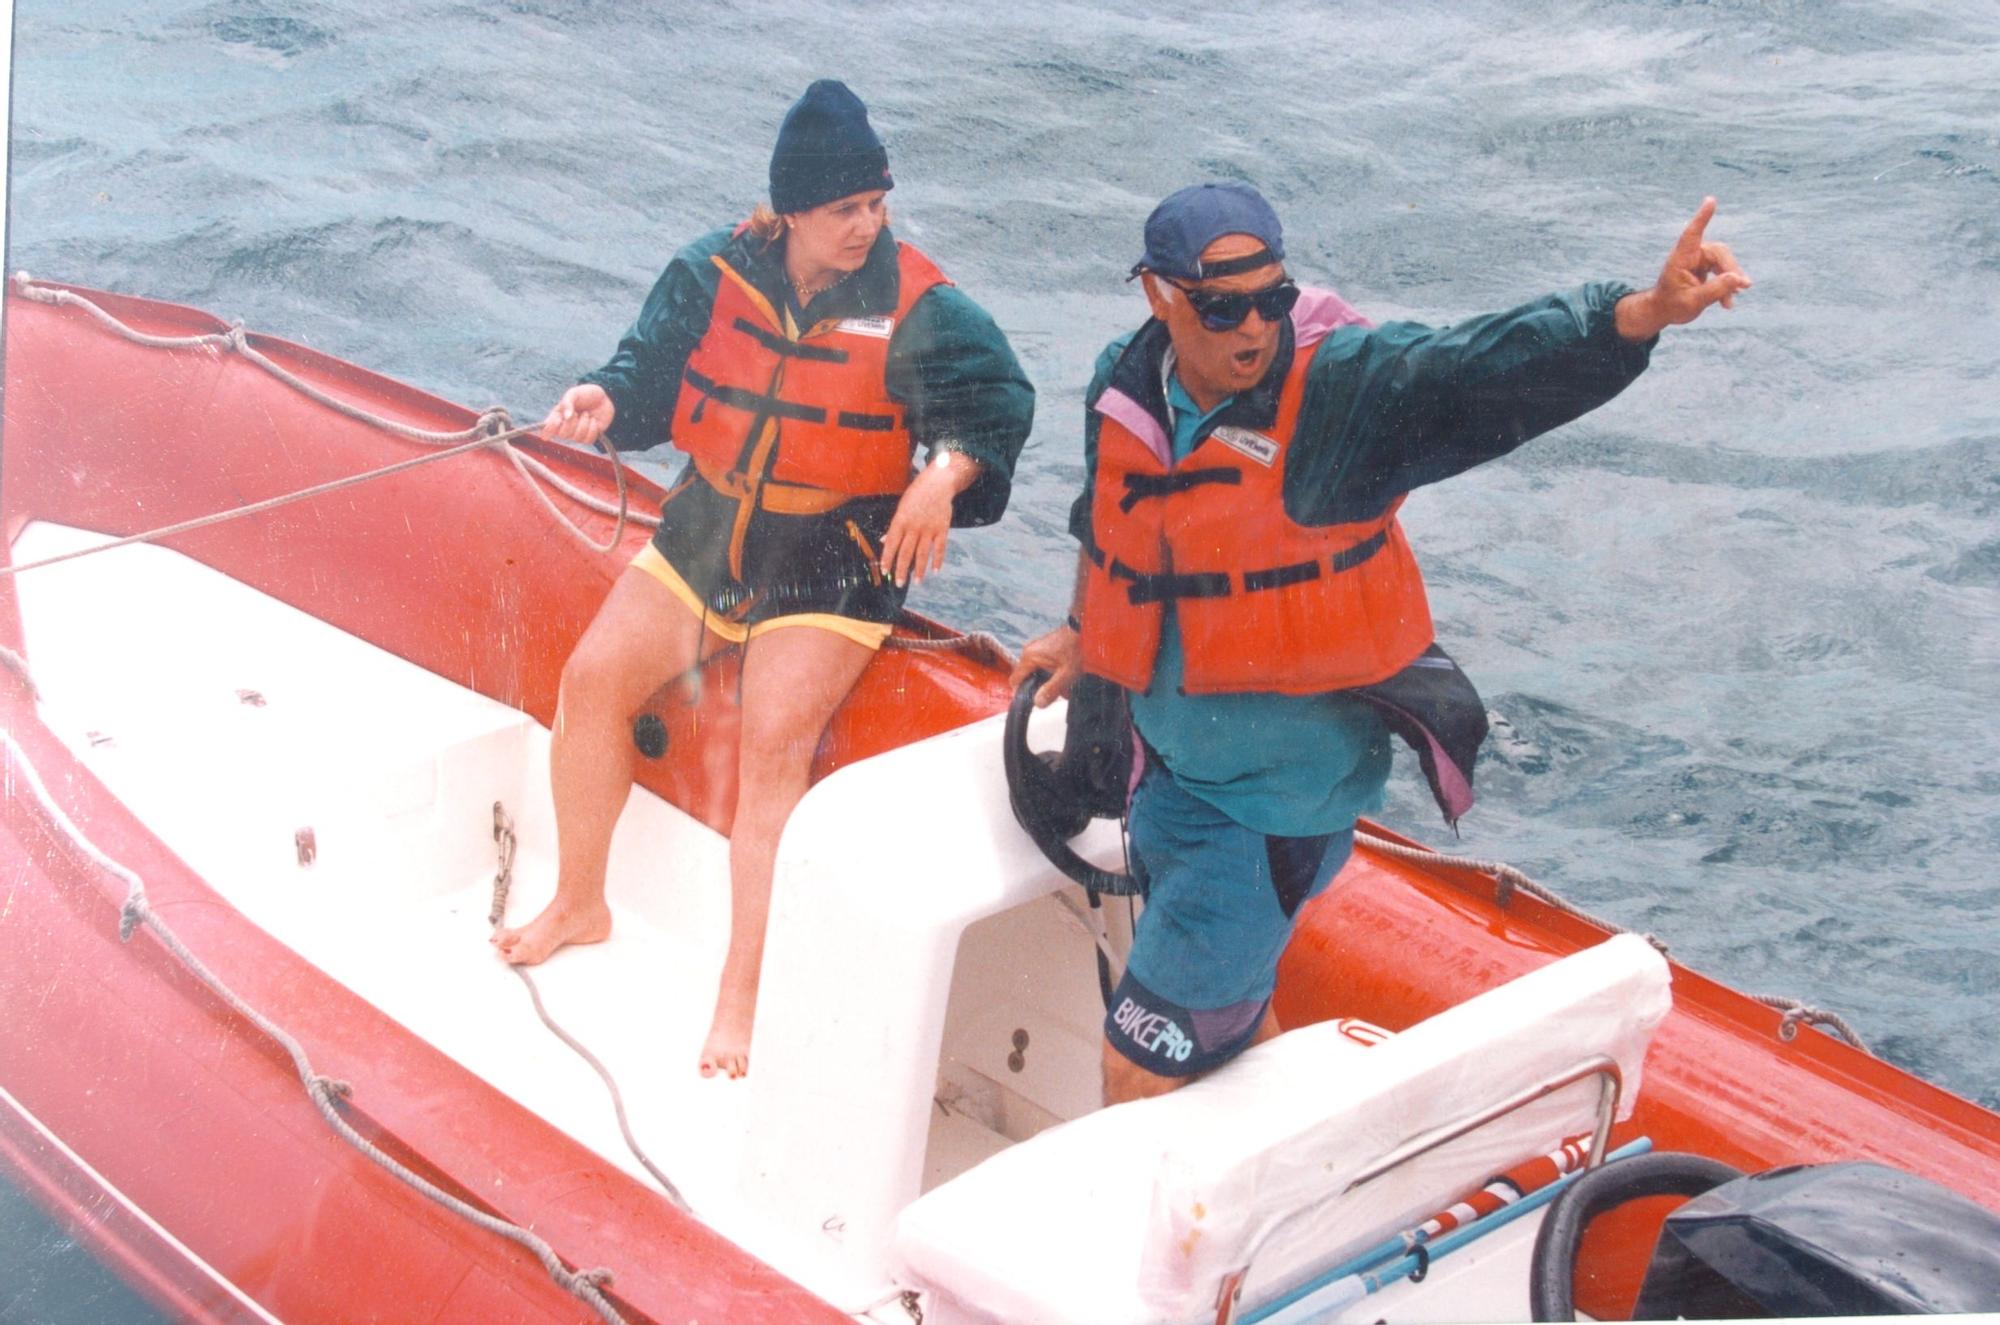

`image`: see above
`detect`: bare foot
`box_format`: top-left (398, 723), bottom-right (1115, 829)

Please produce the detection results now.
top-left (491, 898), bottom-right (612, 965)
top-left (698, 976), bottom-right (759, 1079)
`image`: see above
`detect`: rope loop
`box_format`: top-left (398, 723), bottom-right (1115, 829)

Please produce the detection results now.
top-left (309, 1075), bottom-right (354, 1106)
top-left (118, 893), bottom-right (148, 942)
top-left (477, 407), bottom-right (516, 439)
top-left (1758, 996), bottom-right (1869, 1052)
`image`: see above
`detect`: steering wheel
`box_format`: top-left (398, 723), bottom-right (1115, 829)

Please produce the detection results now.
top-left (1001, 671), bottom-right (1133, 898)
top-left (1528, 1151), bottom-right (1745, 1320)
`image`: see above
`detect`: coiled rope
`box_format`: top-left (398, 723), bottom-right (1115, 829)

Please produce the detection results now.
top-left (0, 725), bottom-right (632, 1324)
top-left (1747, 994), bottom-right (1871, 1052)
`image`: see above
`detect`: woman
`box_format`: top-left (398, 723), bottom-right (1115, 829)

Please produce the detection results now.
top-left (492, 80), bottom-right (1034, 1079)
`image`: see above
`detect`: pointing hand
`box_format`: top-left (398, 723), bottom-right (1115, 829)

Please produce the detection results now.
top-left (1616, 197), bottom-right (1754, 341)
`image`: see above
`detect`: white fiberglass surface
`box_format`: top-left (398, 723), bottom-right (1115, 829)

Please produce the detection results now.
top-left (10, 521), bottom-right (1133, 1313)
top-left (7, 522), bottom-right (1624, 1325)
top-left (7, 523), bottom-right (785, 1273)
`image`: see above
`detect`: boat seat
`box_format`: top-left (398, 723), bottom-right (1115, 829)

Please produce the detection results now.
top-left (891, 934), bottom-right (1670, 1325)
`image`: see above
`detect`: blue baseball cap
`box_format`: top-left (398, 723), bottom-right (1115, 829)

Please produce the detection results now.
top-left (1131, 182), bottom-right (1285, 282)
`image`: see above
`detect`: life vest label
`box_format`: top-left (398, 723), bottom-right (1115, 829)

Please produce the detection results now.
top-left (1210, 426), bottom-right (1280, 467)
top-left (834, 316), bottom-right (897, 339)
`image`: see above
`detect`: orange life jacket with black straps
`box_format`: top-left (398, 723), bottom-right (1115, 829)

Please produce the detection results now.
top-left (1080, 289), bottom-right (1435, 696)
top-left (670, 238), bottom-right (950, 495)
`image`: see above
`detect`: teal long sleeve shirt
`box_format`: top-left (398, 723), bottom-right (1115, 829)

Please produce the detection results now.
top-left (585, 225), bottom-right (1034, 528)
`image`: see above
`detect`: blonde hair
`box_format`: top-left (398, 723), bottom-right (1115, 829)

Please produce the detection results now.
top-left (745, 203), bottom-right (786, 242)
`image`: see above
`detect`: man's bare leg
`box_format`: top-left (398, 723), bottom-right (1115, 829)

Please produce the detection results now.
top-left (494, 567), bottom-right (721, 964)
top-left (698, 623), bottom-right (875, 1078)
top-left (1101, 1003), bottom-right (1282, 1105)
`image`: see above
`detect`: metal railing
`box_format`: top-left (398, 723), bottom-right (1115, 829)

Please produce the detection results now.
top-left (1213, 1053), bottom-right (1623, 1325)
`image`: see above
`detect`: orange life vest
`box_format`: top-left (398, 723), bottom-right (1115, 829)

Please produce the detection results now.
top-left (671, 240), bottom-right (950, 495)
top-left (1081, 311), bottom-right (1434, 696)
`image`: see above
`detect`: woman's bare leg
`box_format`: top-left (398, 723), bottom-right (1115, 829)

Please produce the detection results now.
top-left (494, 566), bottom-right (722, 964)
top-left (698, 623), bottom-right (876, 1078)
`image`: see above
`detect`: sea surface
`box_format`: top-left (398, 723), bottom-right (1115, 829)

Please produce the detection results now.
top-left (4, 0), bottom-right (1998, 1316)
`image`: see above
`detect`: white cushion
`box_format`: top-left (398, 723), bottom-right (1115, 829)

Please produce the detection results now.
top-left (892, 934), bottom-right (1670, 1325)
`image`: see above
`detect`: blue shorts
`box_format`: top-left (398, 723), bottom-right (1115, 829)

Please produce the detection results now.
top-left (1105, 759), bottom-right (1354, 1077)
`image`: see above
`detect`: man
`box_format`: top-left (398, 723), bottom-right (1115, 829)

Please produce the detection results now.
top-left (1012, 182), bottom-right (1749, 1104)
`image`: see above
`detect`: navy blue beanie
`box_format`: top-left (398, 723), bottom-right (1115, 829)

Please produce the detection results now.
top-left (768, 80), bottom-right (895, 215)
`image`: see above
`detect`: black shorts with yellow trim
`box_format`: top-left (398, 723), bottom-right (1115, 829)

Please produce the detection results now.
top-left (635, 467), bottom-right (907, 650)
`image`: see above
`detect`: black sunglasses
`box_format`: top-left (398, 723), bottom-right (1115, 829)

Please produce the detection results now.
top-left (1162, 277), bottom-right (1300, 332)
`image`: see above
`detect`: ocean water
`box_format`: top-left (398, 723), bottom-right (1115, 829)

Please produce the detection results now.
top-left (4, 0), bottom-right (1997, 1309)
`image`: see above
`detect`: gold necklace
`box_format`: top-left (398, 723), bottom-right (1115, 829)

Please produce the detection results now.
top-left (788, 267), bottom-right (853, 302)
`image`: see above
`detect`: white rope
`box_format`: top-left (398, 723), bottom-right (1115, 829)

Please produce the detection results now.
top-left (7, 274), bottom-right (651, 563)
top-left (487, 804), bottom-right (691, 1212)
top-left (883, 626), bottom-right (1014, 665)
top-left (8, 275), bottom-right (1028, 663)
top-left (1354, 827), bottom-right (1671, 956)
top-left (1353, 826), bottom-right (1873, 1052)
top-left (0, 643), bottom-right (39, 701)
top-left (0, 729), bottom-right (631, 1323)
top-left (1749, 993), bottom-right (1871, 1052)
top-left (0, 431), bottom-right (515, 578)
top-left (1352, 826), bottom-right (1670, 940)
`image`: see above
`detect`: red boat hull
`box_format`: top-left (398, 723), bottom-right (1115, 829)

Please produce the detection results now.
top-left (4, 283), bottom-right (1997, 1321)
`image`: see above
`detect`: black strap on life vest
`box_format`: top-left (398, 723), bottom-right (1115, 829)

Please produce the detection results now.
top-left (1101, 526), bottom-right (1391, 606)
top-left (684, 366), bottom-right (897, 432)
top-left (1241, 560), bottom-right (1321, 592)
top-left (730, 318), bottom-right (851, 363)
top-left (686, 366), bottom-right (822, 423)
top-left (1330, 527), bottom-right (1390, 571)
top-left (1118, 563), bottom-right (1232, 605)
top-left (1117, 466), bottom-right (1242, 513)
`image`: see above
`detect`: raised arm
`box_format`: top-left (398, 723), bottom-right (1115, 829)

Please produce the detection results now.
top-left (1283, 198), bottom-right (1751, 526)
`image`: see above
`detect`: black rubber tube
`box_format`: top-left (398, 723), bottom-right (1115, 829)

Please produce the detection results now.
top-left (1529, 1151), bottom-right (1746, 1321)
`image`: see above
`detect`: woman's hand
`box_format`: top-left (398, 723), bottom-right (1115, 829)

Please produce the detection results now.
top-left (542, 383), bottom-right (617, 448)
top-left (881, 451), bottom-right (979, 587)
top-left (1009, 622), bottom-right (1083, 708)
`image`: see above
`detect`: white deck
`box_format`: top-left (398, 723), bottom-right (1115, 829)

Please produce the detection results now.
top-left (11, 521), bottom-right (1127, 1314)
top-left (13, 520), bottom-right (1654, 1324)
